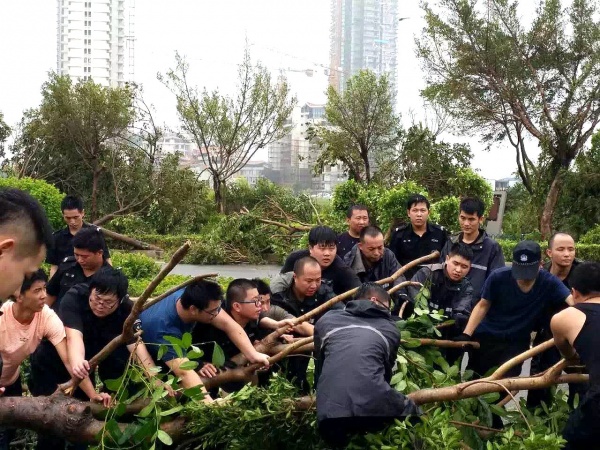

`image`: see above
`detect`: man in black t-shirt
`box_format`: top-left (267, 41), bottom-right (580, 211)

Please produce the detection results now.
top-left (47, 195), bottom-right (111, 277)
top-left (279, 226), bottom-right (361, 295)
top-left (389, 194), bottom-right (447, 279)
top-left (61, 268), bottom-right (165, 404)
top-left (337, 205), bottom-right (369, 258)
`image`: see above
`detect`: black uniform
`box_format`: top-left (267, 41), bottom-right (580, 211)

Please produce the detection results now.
top-left (528, 260), bottom-right (587, 409)
top-left (389, 222), bottom-right (447, 279)
top-left (280, 250), bottom-right (361, 295)
top-left (336, 232), bottom-right (360, 259)
top-left (314, 300), bottom-right (420, 447)
top-left (46, 223), bottom-right (111, 266)
top-left (268, 277), bottom-right (337, 392)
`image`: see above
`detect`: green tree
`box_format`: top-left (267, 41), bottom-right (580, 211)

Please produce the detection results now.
top-left (0, 111), bottom-right (10, 157)
top-left (374, 124), bottom-right (473, 197)
top-left (11, 74), bottom-right (134, 220)
top-left (162, 49), bottom-right (296, 213)
top-left (308, 69), bottom-right (401, 183)
top-left (417, 0), bottom-right (600, 237)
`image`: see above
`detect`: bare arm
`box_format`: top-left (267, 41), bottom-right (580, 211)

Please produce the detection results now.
top-left (550, 311), bottom-right (580, 360)
top-left (294, 322), bottom-right (314, 336)
top-left (463, 298), bottom-right (492, 336)
top-left (165, 357), bottom-right (212, 403)
top-left (54, 338), bottom-right (99, 401)
top-left (565, 294), bottom-right (574, 306)
top-left (65, 327), bottom-right (90, 379)
top-left (212, 310), bottom-right (269, 365)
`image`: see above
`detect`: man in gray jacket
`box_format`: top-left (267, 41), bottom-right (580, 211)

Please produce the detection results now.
top-left (315, 283), bottom-right (420, 447)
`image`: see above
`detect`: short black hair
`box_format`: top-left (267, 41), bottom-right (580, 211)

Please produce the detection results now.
top-left (20, 269), bottom-right (48, 294)
top-left (0, 188), bottom-right (54, 257)
top-left (180, 279), bottom-right (223, 310)
top-left (293, 256), bottom-right (321, 276)
top-left (406, 194), bottom-right (430, 211)
top-left (89, 267), bottom-right (128, 301)
top-left (359, 225), bottom-right (383, 242)
top-left (459, 197), bottom-right (485, 218)
top-left (447, 242), bottom-right (474, 262)
top-left (61, 195), bottom-right (84, 212)
top-left (570, 262), bottom-right (600, 296)
top-left (72, 226), bottom-right (106, 254)
top-left (225, 278), bottom-right (257, 313)
top-left (308, 225), bottom-right (337, 247)
top-left (346, 204), bottom-right (369, 219)
top-left (252, 278), bottom-right (271, 296)
top-left (355, 282), bottom-right (391, 307)
top-left (548, 232), bottom-right (575, 249)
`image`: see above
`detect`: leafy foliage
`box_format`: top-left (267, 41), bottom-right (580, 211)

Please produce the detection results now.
top-left (0, 176), bottom-right (65, 230)
top-left (308, 69), bottom-right (401, 183)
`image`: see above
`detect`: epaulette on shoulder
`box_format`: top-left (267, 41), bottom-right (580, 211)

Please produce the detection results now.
top-left (449, 232), bottom-right (461, 243)
top-left (394, 223), bottom-right (409, 233)
top-left (60, 256), bottom-right (77, 265)
top-left (430, 223), bottom-right (446, 231)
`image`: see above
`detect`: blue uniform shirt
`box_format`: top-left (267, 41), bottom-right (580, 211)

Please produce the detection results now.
top-left (475, 267), bottom-right (570, 340)
top-left (139, 289), bottom-right (194, 362)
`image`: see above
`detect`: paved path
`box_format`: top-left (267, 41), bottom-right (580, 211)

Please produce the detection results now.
top-left (163, 263), bottom-right (282, 280)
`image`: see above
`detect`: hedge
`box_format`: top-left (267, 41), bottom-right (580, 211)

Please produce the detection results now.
top-left (497, 240), bottom-right (600, 262)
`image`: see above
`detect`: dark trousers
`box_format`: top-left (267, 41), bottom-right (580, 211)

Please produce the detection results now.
top-left (467, 335), bottom-right (529, 428)
top-left (527, 332), bottom-right (589, 409)
top-left (318, 416), bottom-right (396, 448)
top-left (0, 375), bottom-right (23, 450)
top-left (562, 388), bottom-right (600, 449)
top-left (29, 357), bottom-right (87, 450)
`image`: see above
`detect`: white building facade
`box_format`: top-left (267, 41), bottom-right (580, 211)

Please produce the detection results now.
top-left (57, 0), bottom-right (135, 87)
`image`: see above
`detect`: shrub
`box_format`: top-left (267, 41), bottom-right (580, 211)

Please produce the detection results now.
top-left (497, 240), bottom-right (600, 262)
top-left (0, 176), bottom-right (64, 230)
top-left (580, 224), bottom-right (600, 244)
top-left (111, 251), bottom-right (160, 280)
top-left (431, 196), bottom-right (460, 233)
top-left (377, 181), bottom-right (430, 231)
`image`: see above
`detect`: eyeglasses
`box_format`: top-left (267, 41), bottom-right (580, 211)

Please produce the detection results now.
top-left (201, 303), bottom-right (222, 319)
top-left (89, 290), bottom-right (119, 309)
top-left (236, 297), bottom-right (264, 308)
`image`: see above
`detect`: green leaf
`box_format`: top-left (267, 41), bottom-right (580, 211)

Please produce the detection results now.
top-left (160, 405), bottom-right (184, 416)
top-left (104, 418), bottom-right (122, 443)
top-left (187, 345), bottom-right (204, 360)
top-left (137, 401), bottom-right (155, 418)
top-left (104, 376), bottom-right (124, 392)
top-left (157, 344), bottom-right (167, 361)
top-left (182, 332), bottom-right (192, 349)
top-left (179, 360), bottom-right (199, 371)
top-left (212, 342), bottom-right (226, 367)
top-left (402, 339), bottom-right (422, 348)
top-left (163, 335), bottom-right (184, 348)
top-left (157, 430), bottom-right (173, 445)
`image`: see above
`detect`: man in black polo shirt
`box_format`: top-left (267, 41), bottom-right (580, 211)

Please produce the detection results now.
top-left (337, 205), bottom-right (369, 258)
top-left (528, 232), bottom-right (586, 408)
top-left (389, 194), bottom-right (447, 279)
top-left (47, 195), bottom-right (111, 277)
top-left (279, 226), bottom-right (361, 295)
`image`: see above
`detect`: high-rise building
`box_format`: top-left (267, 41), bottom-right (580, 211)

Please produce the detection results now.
top-left (56, 0), bottom-right (135, 87)
top-left (329, 0), bottom-right (398, 96)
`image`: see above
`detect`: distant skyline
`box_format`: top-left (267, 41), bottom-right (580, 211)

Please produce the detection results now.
top-left (0, 1), bottom-right (544, 180)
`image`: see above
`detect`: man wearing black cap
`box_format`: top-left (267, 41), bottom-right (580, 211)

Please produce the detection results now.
top-left (455, 240), bottom-right (573, 380)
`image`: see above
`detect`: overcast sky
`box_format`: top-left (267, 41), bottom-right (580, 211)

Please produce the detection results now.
top-left (0, 0), bottom-right (542, 180)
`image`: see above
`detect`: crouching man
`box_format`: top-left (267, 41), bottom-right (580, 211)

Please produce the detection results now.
top-left (314, 283), bottom-right (420, 447)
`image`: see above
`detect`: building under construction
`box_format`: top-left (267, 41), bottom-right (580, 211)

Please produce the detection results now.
top-left (328, 0), bottom-right (399, 97)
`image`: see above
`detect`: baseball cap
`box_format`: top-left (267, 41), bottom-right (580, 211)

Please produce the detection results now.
top-left (512, 240), bottom-right (541, 280)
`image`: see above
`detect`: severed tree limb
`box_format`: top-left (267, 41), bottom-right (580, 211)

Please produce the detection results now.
top-left (86, 222), bottom-right (162, 251)
top-left (60, 242), bottom-right (192, 394)
top-left (488, 338), bottom-right (555, 381)
top-left (239, 207), bottom-right (311, 233)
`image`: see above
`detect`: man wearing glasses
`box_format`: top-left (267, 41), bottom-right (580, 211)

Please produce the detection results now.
top-left (140, 279), bottom-right (270, 402)
top-left (195, 279), bottom-right (273, 392)
top-left (59, 268), bottom-right (165, 407)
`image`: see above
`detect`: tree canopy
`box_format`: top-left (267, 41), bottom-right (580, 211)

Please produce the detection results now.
top-left (416, 0), bottom-right (600, 237)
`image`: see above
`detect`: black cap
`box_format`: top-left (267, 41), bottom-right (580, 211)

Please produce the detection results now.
top-left (512, 240), bottom-right (541, 280)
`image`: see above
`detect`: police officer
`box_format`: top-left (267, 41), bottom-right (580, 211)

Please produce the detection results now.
top-left (45, 226), bottom-right (110, 311)
top-left (46, 195), bottom-right (111, 278)
top-left (389, 194), bottom-right (448, 279)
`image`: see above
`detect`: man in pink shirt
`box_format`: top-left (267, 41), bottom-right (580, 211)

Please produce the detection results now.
top-left (0, 270), bottom-right (104, 450)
